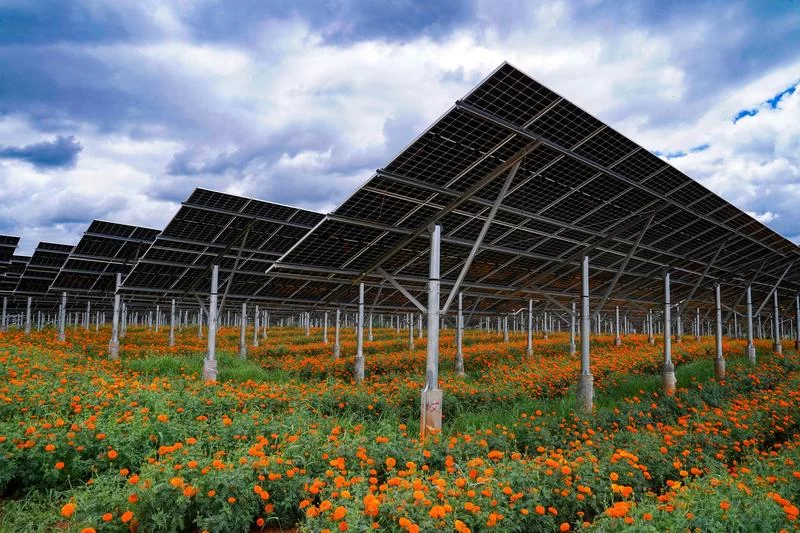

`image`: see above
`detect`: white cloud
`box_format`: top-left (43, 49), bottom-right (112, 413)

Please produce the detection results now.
top-left (1, 0), bottom-right (799, 256)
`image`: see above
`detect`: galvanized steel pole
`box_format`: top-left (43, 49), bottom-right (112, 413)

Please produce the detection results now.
top-left (421, 224), bottom-right (442, 436)
top-left (577, 256), bottom-right (593, 411)
top-left (203, 265), bottom-right (219, 381)
top-left (745, 285), bottom-right (755, 363)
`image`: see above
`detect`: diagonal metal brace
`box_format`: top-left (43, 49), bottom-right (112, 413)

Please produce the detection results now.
top-left (377, 267), bottom-right (426, 313)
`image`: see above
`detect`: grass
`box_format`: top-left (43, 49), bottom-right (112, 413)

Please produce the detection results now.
top-left (122, 353), bottom-right (293, 384)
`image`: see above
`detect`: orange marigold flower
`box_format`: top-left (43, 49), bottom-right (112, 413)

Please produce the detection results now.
top-left (55, 461), bottom-right (65, 470)
top-left (108, 450), bottom-right (118, 460)
top-left (102, 513), bottom-right (113, 522)
top-left (121, 510), bottom-right (134, 523)
top-left (559, 523), bottom-right (571, 532)
top-left (60, 503), bottom-right (76, 518)
top-left (333, 506), bottom-right (347, 520)
top-left (429, 505), bottom-right (447, 519)
top-left (720, 501), bottom-right (731, 512)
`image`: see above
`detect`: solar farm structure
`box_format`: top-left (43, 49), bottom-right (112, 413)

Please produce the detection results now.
top-left (2, 63), bottom-right (800, 438)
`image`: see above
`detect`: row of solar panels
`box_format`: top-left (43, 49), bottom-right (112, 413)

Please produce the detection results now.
top-left (1, 62), bottom-right (799, 319)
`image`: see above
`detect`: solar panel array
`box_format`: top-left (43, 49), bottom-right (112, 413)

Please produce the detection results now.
top-left (0, 235), bottom-right (19, 266)
top-left (15, 243), bottom-right (74, 295)
top-left (120, 188), bottom-right (326, 303)
top-left (51, 220), bottom-right (159, 294)
top-left (271, 62), bottom-right (800, 315)
top-left (0, 255), bottom-right (27, 294)
top-left (1, 62), bottom-right (799, 320)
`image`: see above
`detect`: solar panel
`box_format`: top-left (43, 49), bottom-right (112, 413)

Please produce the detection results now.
top-left (0, 235), bottom-right (19, 265)
top-left (51, 220), bottom-right (160, 293)
top-left (15, 244), bottom-right (73, 295)
top-left (0, 255), bottom-right (28, 293)
top-left (270, 62), bottom-right (800, 314)
top-left (121, 188), bottom-right (326, 301)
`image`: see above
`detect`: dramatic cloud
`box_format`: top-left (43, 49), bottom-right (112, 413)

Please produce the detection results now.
top-left (0, 0), bottom-right (798, 254)
top-left (0, 135), bottom-right (82, 169)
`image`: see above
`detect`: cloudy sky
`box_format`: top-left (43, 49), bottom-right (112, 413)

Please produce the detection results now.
top-left (0, 0), bottom-right (798, 255)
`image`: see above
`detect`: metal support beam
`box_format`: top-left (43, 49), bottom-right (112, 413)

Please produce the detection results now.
top-left (678, 239), bottom-right (727, 316)
top-left (441, 161), bottom-right (521, 314)
top-left (376, 267), bottom-right (426, 313)
top-left (614, 306), bottom-right (621, 346)
top-left (594, 214), bottom-right (654, 319)
top-left (756, 262), bottom-right (794, 315)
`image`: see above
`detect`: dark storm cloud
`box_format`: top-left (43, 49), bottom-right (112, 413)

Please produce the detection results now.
top-left (0, 135), bottom-right (82, 169)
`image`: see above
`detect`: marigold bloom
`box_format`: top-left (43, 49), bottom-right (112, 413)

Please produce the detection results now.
top-left (60, 503), bottom-right (76, 518)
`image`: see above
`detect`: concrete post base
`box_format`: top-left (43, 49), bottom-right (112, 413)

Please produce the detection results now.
top-left (420, 388), bottom-right (443, 437)
top-left (675, 336), bottom-right (682, 345)
top-left (58, 333), bottom-right (65, 342)
top-left (526, 347), bottom-right (533, 358)
top-left (203, 358), bottom-right (217, 382)
top-left (614, 337), bottom-right (621, 346)
top-left (695, 336), bottom-right (700, 342)
top-left (647, 337), bottom-right (654, 345)
top-left (773, 343), bottom-right (783, 355)
top-left (569, 342), bottom-right (576, 356)
top-left (408, 340), bottom-right (414, 351)
top-left (368, 334), bottom-right (373, 342)
top-left (576, 373), bottom-right (594, 413)
top-left (169, 335), bottom-right (175, 347)
top-left (714, 357), bottom-right (726, 379)
top-left (108, 340), bottom-right (120, 360)
top-left (239, 344), bottom-right (247, 359)
top-left (333, 344), bottom-right (340, 359)
top-left (662, 362), bottom-right (676, 393)
top-left (543, 334), bottom-right (548, 340)
top-left (746, 343), bottom-right (756, 364)
top-left (354, 356), bottom-right (364, 384)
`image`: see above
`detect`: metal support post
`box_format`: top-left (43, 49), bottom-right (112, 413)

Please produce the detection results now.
top-left (333, 309), bottom-right (341, 358)
top-left (421, 224), bottom-right (442, 436)
top-left (569, 301), bottom-right (577, 355)
top-left (355, 284), bottom-right (365, 383)
top-left (663, 272), bottom-right (676, 392)
top-left (577, 256), bottom-right (593, 412)
top-left (715, 283), bottom-right (726, 378)
top-left (109, 274), bottom-right (121, 359)
top-left (773, 289), bottom-right (782, 354)
top-left (203, 265), bottom-right (219, 381)
top-left (745, 285), bottom-right (756, 363)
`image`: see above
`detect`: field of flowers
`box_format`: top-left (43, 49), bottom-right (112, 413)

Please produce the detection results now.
top-left (1, 323), bottom-right (799, 532)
